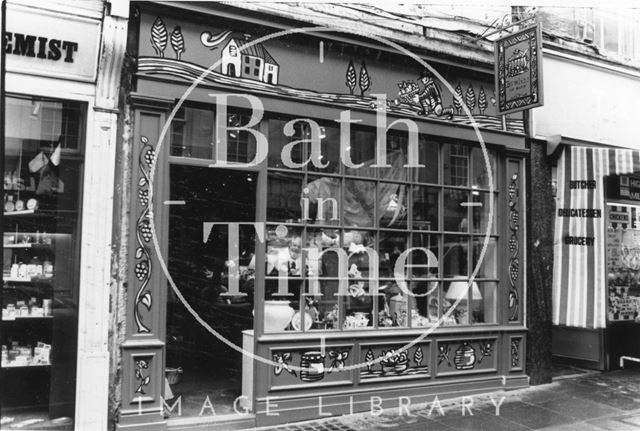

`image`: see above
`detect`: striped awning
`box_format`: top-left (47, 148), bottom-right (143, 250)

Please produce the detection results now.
top-left (553, 146), bottom-right (640, 329)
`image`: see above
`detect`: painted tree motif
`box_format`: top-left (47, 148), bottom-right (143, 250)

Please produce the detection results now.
top-left (150, 17), bottom-right (168, 58)
top-left (454, 82), bottom-right (464, 115)
top-left (413, 346), bottom-right (424, 367)
top-left (171, 26), bottom-right (185, 60)
top-left (365, 348), bottom-right (375, 372)
top-left (359, 61), bottom-right (371, 96)
top-left (478, 86), bottom-right (488, 115)
top-left (345, 60), bottom-right (357, 95)
top-left (465, 85), bottom-right (476, 113)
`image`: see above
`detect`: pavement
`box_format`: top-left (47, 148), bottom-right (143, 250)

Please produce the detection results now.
top-left (257, 368), bottom-right (640, 431)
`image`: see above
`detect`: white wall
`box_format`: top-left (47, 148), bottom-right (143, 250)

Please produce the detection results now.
top-left (531, 50), bottom-right (640, 149)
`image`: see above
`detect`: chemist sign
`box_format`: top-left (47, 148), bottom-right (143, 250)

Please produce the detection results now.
top-left (495, 23), bottom-right (544, 115)
top-left (3, 3), bottom-right (101, 82)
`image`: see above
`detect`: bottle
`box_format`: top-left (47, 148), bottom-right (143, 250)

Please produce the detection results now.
top-left (43, 259), bottom-right (53, 278)
top-left (29, 256), bottom-right (42, 278)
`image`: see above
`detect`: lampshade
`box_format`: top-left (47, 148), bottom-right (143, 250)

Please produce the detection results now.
top-left (445, 278), bottom-right (482, 301)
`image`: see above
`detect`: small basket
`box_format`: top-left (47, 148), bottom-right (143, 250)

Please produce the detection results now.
top-left (165, 367), bottom-right (183, 385)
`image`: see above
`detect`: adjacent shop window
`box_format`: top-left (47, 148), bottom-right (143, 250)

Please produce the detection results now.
top-left (2, 95), bottom-right (85, 429)
top-left (264, 118), bottom-right (499, 332)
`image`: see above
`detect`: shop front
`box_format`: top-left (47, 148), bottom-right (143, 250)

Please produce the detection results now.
top-left (553, 146), bottom-right (640, 370)
top-left (115, 3), bottom-right (528, 429)
top-left (1, 1), bottom-right (127, 430)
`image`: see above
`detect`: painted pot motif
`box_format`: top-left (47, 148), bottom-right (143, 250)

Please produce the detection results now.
top-left (454, 342), bottom-right (476, 370)
top-left (300, 351), bottom-right (326, 382)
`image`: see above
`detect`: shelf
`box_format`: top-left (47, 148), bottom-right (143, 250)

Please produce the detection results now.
top-left (2, 316), bottom-right (53, 321)
top-left (4, 209), bottom-right (36, 216)
top-left (3, 277), bottom-right (54, 283)
top-left (1, 363), bottom-right (51, 369)
top-left (3, 243), bottom-right (51, 249)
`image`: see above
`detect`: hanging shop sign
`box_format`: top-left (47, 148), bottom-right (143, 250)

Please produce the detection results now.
top-left (494, 23), bottom-right (543, 115)
top-left (3, 3), bottom-right (101, 82)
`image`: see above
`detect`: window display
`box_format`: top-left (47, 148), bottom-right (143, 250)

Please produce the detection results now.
top-left (264, 119), bottom-right (499, 332)
top-left (1, 95), bottom-right (85, 430)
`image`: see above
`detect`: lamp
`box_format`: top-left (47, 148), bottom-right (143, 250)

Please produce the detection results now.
top-left (445, 278), bottom-right (482, 324)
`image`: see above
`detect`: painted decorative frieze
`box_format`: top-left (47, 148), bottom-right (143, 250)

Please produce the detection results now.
top-left (508, 172), bottom-right (520, 321)
top-left (359, 344), bottom-right (430, 380)
top-left (436, 339), bottom-right (496, 374)
top-left (136, 14), bottom-right (524, 134)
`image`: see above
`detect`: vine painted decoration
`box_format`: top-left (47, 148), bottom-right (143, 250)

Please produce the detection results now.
top-left (328, 350), bottom-right (349, 372)
top-left (360, 345), bottom-right (429, 379)
top-left (134, 358), bottom-right (152, 395)
top-left (134, 135), bottom-right (154, 333)
top-left (438, 344), bottom-right (451, 367)
top-left (150, 17), bottom-right (168, 57)
top-left (508, 172), bottom-right (520, 321)
top-left (511, 339), bottom-right (521, 368)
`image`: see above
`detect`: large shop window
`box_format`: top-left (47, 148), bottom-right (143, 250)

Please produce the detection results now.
top-left (264, 119), bottom-right (499, 332)
top-left (1, 96), bottom-right (85, 430)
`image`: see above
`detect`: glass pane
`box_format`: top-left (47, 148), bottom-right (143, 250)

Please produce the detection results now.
top-left (170, 107), bottom-right (214, 159)
top-left (443, 235), bottom-right (469, 277)
top-left (303, 176), bottom-right (341, 225)
top-left (378, 182), bottom-right (408, 229)
top-left (471, 282), bottom-right (497, 324)
top-left (267, 172), bottom-right (304, 223)
top-left (224, 112), bottom-right (257, 164)
top-left (442, 143), bottom-right (469, 186)
top-left (414, 137), bottom-right (438, 184)
top-left (344, 179), bottom-right (376, 228)
top-left (471, 147), bottom-right (496, 189)
top-left (343, 279), bottom-right (373, 330)
top-left (413, 186), bottom-right (439, 231)
top-left (411, 234), bottom-right (439, 279)
top-left (472, 191), bottom-right (495, 234)
top-left (308, 124), bottom-right (341, 174)
top-left (409, 279), bottom-right (439, 327)
top-left (443, 189), bottom-right (469, 232)
top-left (345, 129), bottom-right (375, 177)
top-left (2, 96), bottom-right (85, 427)
top-left (265, 225), bottom-right (302, 279)
top-left (305, 228), bottom-right (340, 278)
top-left (268, 119), bottom-right (305, 169)
top-left (472, 237), bottom-right (498, 279)
top-left (306, 280), bottom-right (340, 330)
top-left (443, 278), bottom-right (470, 325)
top-left (379, 232), bottom-right (408, 278)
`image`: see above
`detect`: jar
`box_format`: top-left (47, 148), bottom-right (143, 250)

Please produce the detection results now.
top-left (300, 351), bottom-right (325, 382)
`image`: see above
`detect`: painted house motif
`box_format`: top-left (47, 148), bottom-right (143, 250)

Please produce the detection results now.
top-left (221, 37), bottom-right (279, 84)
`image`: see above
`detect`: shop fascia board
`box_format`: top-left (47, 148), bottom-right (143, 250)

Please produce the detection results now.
top-left (7, 0), bottom-right (104, 19)
top-left (149, 1), bottom-right (495, 73)
top-left (133, 75), bottom-right (526, 150)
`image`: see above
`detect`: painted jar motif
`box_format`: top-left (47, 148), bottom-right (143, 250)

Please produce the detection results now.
top-left (300, 351), bottom-right (325, 382)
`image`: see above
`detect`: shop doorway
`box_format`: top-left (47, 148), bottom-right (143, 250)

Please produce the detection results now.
top-left (166, 165), bottom-right (257, 417)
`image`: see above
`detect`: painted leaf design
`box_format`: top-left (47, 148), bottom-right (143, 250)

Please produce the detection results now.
top-left (141, 136), bottom-right (149, 144)
top-left (135, 247), bottom-right (144, 259)
top-left (171, 26), bottom-right (185, 60)
top-left (138, 177), bottom-right (147, 187)
top-left (465, 85), bottom-right (476, 112)
top-left (143, 376), bottom-right (150, 385)
top-left (141, 292), bottom-right (152, 310)
top-left (454, 82), bottom-right (464, 113)
top-left (150, 17), bottom-right (168, 57)
top-left (345, 60), bottom-right (357, 95)
top-left (359, 61), bottom-right (371, 96)
top-left (478, 86), bottom-right (488, 114)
